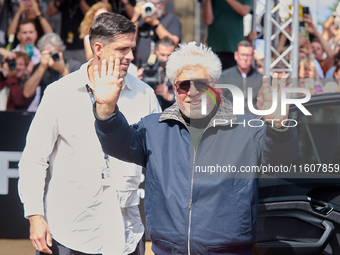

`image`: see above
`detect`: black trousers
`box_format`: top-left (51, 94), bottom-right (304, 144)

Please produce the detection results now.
top-left (37, 239), bottom-right (101, 255)
top-left (37, 236), bottom-right (145, 255)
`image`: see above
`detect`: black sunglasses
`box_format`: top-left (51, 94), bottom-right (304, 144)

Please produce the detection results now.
top-left (175, 78), bottom-right (213, 94)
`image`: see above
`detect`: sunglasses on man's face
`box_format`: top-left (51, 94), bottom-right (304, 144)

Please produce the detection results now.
top-left (175, 79), bottom-right (213, 94)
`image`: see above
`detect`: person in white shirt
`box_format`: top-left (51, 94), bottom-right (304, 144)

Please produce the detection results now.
top-left (12, 19), bottom-right (41, 66)
top-left (18, 12), bottom-right (161, 255)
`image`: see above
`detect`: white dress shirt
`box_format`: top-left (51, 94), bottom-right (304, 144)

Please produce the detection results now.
top-left (18, 61), bottom-right (161, 254)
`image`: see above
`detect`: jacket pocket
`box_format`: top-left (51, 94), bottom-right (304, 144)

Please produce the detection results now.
top-left (150, 237), bottom-right (175, 255)
top-left (233, 182), bottom-right (252, 235)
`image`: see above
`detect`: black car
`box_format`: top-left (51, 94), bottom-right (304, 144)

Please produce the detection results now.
top-left (254, 92), bottom-right (340, 255)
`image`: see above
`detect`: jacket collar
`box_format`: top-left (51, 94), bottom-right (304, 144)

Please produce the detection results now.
top-left (159, 95), bottom-right (237, 128)
top-left (235, 65), bottom-right (257, 77)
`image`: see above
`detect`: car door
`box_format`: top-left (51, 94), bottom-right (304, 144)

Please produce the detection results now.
top-left (253, 92), bottom-right (340, 255)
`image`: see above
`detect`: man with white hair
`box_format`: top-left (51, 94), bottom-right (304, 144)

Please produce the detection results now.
top-left (92, 42), bottom-right (300, 254)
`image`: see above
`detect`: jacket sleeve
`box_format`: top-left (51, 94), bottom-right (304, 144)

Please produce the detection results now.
top-left (95, 108), bottom-right (148, 168)
top-left (258, 124), bottom-right (300, 166)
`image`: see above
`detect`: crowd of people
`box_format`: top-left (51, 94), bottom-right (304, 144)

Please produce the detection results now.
top-left (1, 1), bottom-right (340, 113)
top-left (0, 0), bottom-right (338, 254)
top-left (0, 0), bottom-right (181, 111)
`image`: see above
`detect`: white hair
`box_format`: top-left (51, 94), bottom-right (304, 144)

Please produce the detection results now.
top-left (166, 41), bottom-right (222, 84)
top-left (37, 33), bottom-right (66, 52)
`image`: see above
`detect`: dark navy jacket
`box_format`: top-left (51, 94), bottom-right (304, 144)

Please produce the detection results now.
top-left (95, 97), bottom-right (300, 255)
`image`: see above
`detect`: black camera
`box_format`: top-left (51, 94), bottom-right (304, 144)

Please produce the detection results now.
top-left (142, 2), bottom-right (155, 16)
top-left (6, 59), bottom-right (16, 70)
top-left (50, 51), bottom-right (60, 62)
top-left (142, 61), bottom-right (166, 89)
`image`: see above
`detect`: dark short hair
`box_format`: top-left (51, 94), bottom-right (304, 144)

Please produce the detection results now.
top-left (15, 51), bottom-right (30, 66)
top-left (237, 40), bottom-right (253, 50)
top-left (18, 19), bottom-right (37, 33)
top-left (156, 36), bottom-right (176, 48)
top-left (89, 12), bottom-right (135, 49)
top-left (311, 38), bottom-right (320, 44)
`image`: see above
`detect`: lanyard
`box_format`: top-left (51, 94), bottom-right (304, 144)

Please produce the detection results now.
top-left (86, 84), bottom-right (110, 180)
top-left (86, 84), bottom-right (96, 104)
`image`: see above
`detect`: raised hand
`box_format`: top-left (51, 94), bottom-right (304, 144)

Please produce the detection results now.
top-left (39, 50), bottom-right (51, 70)
top-left (30, 0), bottom-right (42, 16)
top-left (131, 1), bottom-right (144, 23)
top-left (49, 52), bottom-right (68, 76)
top-left (257, 73), bottom-right (293, 128)
top-left (93, 56), bottom-right (124, 119)
top-left (0, 48), bottom-right (16, 61)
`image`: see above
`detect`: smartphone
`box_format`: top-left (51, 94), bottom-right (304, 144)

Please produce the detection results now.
top-left (303, 6), bottom-right (309, 15)
top-left (299, 22), bottom-right (308, 39)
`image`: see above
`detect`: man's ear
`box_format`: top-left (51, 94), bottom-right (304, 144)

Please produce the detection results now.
top-left (172, 84), bottom-right (177, 93)
top-left (17, 31), bottom-right (21, 42)
top-left (93, 42), bottom-right (104, 58)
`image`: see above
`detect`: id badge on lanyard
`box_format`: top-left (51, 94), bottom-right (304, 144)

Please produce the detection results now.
top-left (86, 84), bottom-right (111, 186)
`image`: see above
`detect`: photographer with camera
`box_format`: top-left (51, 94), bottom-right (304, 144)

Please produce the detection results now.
top-left (46, 0), bottom-right (97, 64)
top-left (131, 0), bottom-right (181, 67)
top-left (23, 33), bottom-right (81, 111)
top-left (0, 48), bottom-right (33, 110)
top-left (138, 36), bottom-right (175, 110)
top-left (7, 0), bottom-right (53, 46)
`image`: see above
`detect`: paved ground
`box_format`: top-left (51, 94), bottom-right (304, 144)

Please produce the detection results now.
top-left (0, 239), bottom-right (153, 255)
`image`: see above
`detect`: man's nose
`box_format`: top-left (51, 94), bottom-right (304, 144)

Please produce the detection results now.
top-left (188, 82), bottom-right (200, 96)
top-left (125, 49), bottom-right (134, 61)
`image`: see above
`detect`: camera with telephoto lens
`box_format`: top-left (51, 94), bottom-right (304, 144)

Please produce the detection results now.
top-left (142, 61), bottom-right (166, 89)
top-left (6, 59), bottom-right (16, 70)
top-left (50, 51), bottom-right (60, 62)
top-left (142, 2), bottom-right (155, 16)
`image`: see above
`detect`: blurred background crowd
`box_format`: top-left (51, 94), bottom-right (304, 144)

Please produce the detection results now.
top-left (1, 0), bottom-right (340, 112)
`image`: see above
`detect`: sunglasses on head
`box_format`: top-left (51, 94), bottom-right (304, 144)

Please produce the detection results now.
top-left (175, 78), bottom-right (213, 94)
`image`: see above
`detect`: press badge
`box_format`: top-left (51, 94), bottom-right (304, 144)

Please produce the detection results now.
top-left (67, 31), bottom-right (74, 44)
top-left (147, 53), bottom-right (157, 65)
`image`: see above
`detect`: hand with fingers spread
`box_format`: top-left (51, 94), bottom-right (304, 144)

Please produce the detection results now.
top-left (29, 215), bottom-right (52, 254)
top-left (93, 56), bottom-right (124, 119)
top-left (131, 1), bottom-right (144, 23)
top-left (257, 73), bottom-right (293, 128)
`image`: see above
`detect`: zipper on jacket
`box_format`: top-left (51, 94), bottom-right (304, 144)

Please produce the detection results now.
top-left (187, 130), bottom-right (207, 255)
top-left (187, 148), bottom-right (196, 255)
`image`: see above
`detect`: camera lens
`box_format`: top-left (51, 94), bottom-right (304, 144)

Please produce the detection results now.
top-left (142, 2), bottom-right (155, 16)
top-left (50, 51), bottom-right (60, 62)
top-left (6, 59), bottom-right (16, 70)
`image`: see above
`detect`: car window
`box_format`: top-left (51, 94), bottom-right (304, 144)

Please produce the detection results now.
top-left (291, 104), bottom-right (340, 170)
